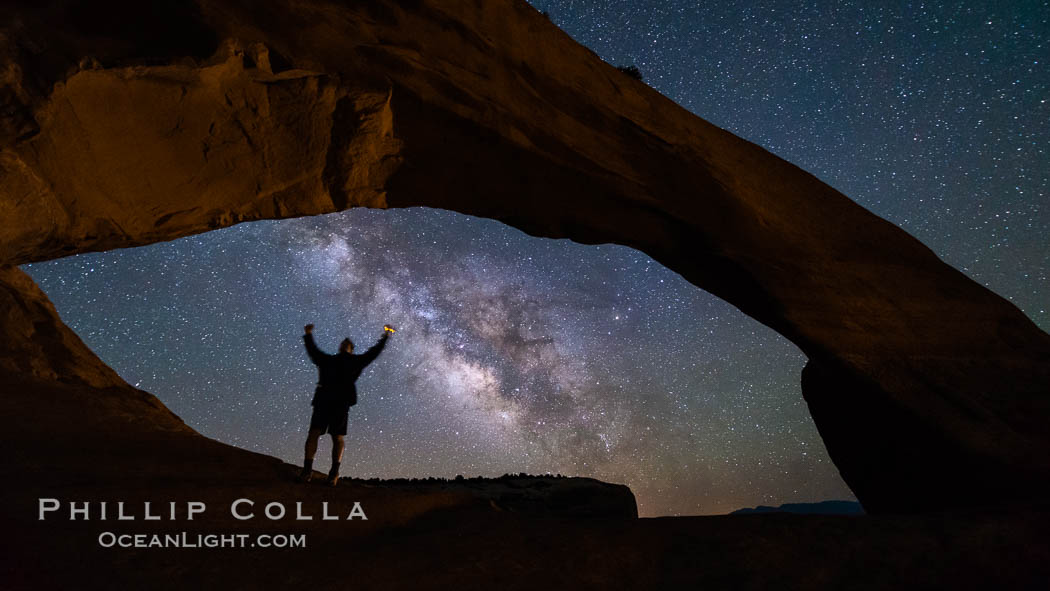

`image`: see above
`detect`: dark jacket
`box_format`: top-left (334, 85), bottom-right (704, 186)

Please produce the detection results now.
top-left (304, 332), bottom-right (388, 408)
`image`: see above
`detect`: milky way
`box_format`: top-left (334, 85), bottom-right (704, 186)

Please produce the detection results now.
top-left (21, 1), bottom-right (1047, 516)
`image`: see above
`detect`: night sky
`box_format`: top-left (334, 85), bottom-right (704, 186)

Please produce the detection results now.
top-left (21, 1), bottom-right (1048, 517)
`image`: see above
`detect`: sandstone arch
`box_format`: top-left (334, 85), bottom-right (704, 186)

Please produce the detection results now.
top-left (1, 0), bottom-right (1048, 513)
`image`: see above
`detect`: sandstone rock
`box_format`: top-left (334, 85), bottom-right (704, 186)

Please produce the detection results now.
top-left (0, 265), bottom-right (194, 434)
top-left (0, 265), bottom-right (123, 388)
top-left (0, 0), bottom-right (1048, 513)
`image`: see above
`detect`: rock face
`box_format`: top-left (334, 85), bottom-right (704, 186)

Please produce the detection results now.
top-left (0, 265), bottom-right (124, 388)
top-left (1, 0), bottom-right (1048, 513)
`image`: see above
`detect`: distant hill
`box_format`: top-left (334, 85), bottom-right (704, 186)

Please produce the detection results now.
top-left (731, 500), bottom-right (864, 515)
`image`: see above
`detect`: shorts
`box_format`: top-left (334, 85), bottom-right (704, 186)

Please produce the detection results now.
top-left (309, 403), bottom-right (349, 436)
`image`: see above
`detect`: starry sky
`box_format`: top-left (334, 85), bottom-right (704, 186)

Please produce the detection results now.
top-left (21, 1), bottom-right (1048, 517)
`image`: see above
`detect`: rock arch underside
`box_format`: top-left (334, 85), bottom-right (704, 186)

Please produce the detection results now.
top-left (2, 0), bottom-right (1049, 525)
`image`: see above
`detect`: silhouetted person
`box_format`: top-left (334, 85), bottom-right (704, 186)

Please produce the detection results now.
top-left (298, 322), bottom-right (393, 486)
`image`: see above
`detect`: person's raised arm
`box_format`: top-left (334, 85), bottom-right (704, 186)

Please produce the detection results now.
top-left (359, 326), bottom-right (392, 366)
top-left (302, 324), bottom-right (328, 365)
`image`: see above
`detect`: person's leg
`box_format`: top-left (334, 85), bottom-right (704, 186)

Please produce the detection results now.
top-left (332, 434), bottom-right (345, 462)
top-left (298, 427), bottom-right (323, 482)
top-left (305, 427), bottom-right (322, 460)
top-left (328, 434), bottom-right (345, 486)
